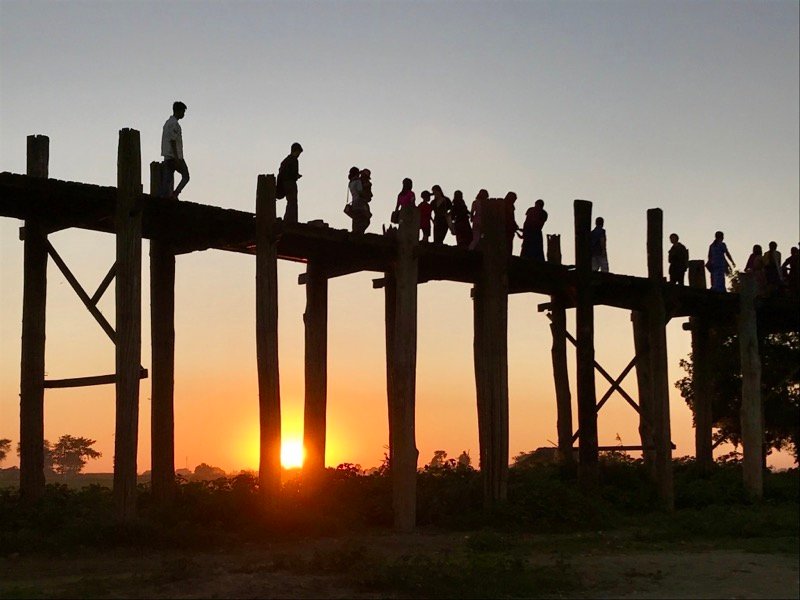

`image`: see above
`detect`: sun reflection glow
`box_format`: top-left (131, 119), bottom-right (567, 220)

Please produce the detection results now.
top-left (280, 439), bottom-right (305, 469)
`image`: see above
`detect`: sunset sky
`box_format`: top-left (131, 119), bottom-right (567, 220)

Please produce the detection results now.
top-left (1, 1), bottom-right (798, 473)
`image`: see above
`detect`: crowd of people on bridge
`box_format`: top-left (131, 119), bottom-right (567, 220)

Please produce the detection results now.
top-left (157, 101), bottom-right (799, 298)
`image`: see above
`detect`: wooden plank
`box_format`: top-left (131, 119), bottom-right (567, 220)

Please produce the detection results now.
top-left (473, 198), bottom-right (510, 508)
top-left (302, 259), bottom-right (328, 481)
top-left (256, 174), bottom-right (282, 501)
top-left (19, 134), bottom-right (49, 503)
top-left (390, 204), bottom-right (420, 531)
top-left (46, 240), bottom-right (117, 343)
top-left (574, 199), bottom-right (598, 488)
top-left (546, 234), bottom-right (572, 464)
top-left (646, 208), bottom-right (674, 511)
top-left (44, 368), bottom-right (148, 389)
top-left (113, 128), bottom-right (143, 521)
top-left (90, 262), bottom-right (117, 305)
top-left (149, 161), bottom-right (176, 503)
top-left (738, 272), bottom-right (763, 498)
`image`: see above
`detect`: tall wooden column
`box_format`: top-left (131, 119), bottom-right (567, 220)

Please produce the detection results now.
top-left (256, 174), bottom-right (282, 501)
top-left (390, 204), bottom-right (420, 531)
top-left (473, 198), bottom-right (510, 507)
top-left (384, 272), bottom-right (397, 469)
top-left (114, 129), bottom-right (143, 521)
top-left (20, 134), bottom-right (49, 502)
top-left (738, 272), bottom-right (763, 498)
top-left (688, 259), bottom-right (713, 472)
top-left (631, 311), bottom-right (655, 469)
top-left (149, 161), bottom-right (176, 503)
top-left (646, 208), bottom-right (673, 510)
top-left (546, 235), bottom-right (573, 464)
top-left (302, 259), bottom-right (328, 480)
top-left (573, 200), bottom-right (598, 488)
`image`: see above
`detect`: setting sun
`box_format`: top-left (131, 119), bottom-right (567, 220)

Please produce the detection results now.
top-left (280, 439), bottom-right (305, 469)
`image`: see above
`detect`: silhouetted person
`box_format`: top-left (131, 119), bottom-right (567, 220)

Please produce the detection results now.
top-left (707, 230), bottom-right (735, 292)
top-left (450, 190), bottom-right (472, 248)
top-left (744, 244), bottom-right (767, 295)
top-left (504, 192), bottom-right (520, 255)
top-left (393, 178), bottom-right (415, 226)
top-left (358, 168), bottom-right (373, 233)
top-left (469, 189), bottom-right (489, 250)
top-left (591, 217), bottom-right (608, 272)
top-left (667, 233), bottom-right (689, 285)
top-left (521, 199), bottom-right (547, 261)
top-left (277, 142), bottom-right (303, 223)
top-left (431, 185), bottom-right (452, 244)
top-left (160, 101), bottom-right (189, 199)
top-left (764, 241), bottom-right (783, 294)
top-left (781, 246), bottom-right (799, 295)
top-left (418, 190), bottom-right (433, 242)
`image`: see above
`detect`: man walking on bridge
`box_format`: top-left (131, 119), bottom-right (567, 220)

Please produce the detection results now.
top-left (160, 101), bottom-right (189, 199)
top-left (277, 142), bottom-right (303, 223)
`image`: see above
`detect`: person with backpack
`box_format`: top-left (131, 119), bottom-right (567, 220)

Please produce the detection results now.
top-left (276, 142), bottom-right (303, 223)
top-left (668, 233), bottom-right (689, 285)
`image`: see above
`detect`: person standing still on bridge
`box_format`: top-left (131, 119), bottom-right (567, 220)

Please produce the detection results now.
top-left (469, 189), bottom-right (489, 250)
top-left (591, 217), bottom-right (609, 272)
top-left (521, 199), bottom-right (548, 261)
top-left (160, 101), bottom-right (189, 199)
top-left (450, 190), bottom-right (472, 248)
top-left (503, 192), bottom-right (520, 255)
top-left (277, 142), bottom-right (303, 223)
top-left (707, 230), bottom-right (735, 292)
top-left (667, 233), bottom-right (689, 285)
top-left (418, 190), bottom-right (433, 242)
top-left (431, 185), bottom-right (452, 244)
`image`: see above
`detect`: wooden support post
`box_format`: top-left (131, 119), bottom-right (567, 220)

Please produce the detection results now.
top-left (631, 311), bottom-right (655, 469)
top-left (114, 129), bottom-right (143, 521)
top-left (473, 198), bottom-right (510, 508)
top-left (149, 162), bottom-right (176, 503)
top-left (20, 134), bottom-right (49, 502)
top-left (646, 208), bottom-right (674, 510)
top-left (688, 259), bottom-right (713, 473)
top-left (390, 204), bottom-right (420, 531)
top-left (255, 174), bottom-right (282, 502)
top-left (738, 272), bottom-right (763, 498)
top-left (546, 234), bottom-right (573, 465)
top-left (302, 259), bottom-right (328, 481)
top-left (384, 272), bottom-right (397, 470)
top-left (573, 200), bottom-right (598, 488)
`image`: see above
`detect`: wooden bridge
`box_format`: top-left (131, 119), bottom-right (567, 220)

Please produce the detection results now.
top-left (3, 131), bottom-right (798, 529)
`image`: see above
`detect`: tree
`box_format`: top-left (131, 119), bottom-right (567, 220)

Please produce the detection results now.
top-left (428, 450), bottom-right (448, 469)
top-left (676, 331), bottom-right (799, 463)
top-left (192, 463), bottom-right (227, 481)
top-left (51, 435), bottom-right (101, 476)
top-left (0, 439), bottom-right (10, 464)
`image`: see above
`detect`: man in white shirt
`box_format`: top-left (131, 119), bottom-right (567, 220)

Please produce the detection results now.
top-left (160, 101), bottom-right (189, 199)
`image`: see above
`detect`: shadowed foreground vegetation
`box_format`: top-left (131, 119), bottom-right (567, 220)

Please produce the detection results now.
top-left (0, 458), bottom-right (797, 598)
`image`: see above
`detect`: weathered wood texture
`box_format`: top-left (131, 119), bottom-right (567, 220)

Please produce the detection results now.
top-left (149, 161), bottom-right (176, 503)
top-left (256, 174), bottom-right (282, 501)
top-left (113, 129), bottom-right (143, 521)
top-left (473, 198), bottom-right (510, 507)
top-left (646, 208), bottom-right (673, 510)
top-left (573, 200), bottom-right (598, 488)
top-left (547, 235), bottom-right (573, 464)
top-left (303, 259), bottom-right (329, 480)
top-left (738, 272), bottom-right (763, 498)
top-left (631, 311), bottom-right (655, 468)
top-left (688, 260), bottom-right (713, 472)
top-left (19, 135), bottom-right (49, 502)
top-left (390, 205), bottom-right (420, 531)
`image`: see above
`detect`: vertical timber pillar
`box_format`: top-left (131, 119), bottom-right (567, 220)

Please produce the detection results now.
top-left (546, 234), bottom-right (573, 465)
top-left (149, 161), bottom-right (176, 503)
top-left (302, 259), bottom-right (328, 481)
top-left (473, 198), bottom-right (510, 508)
top-left (20, 134), bottom-right (49, 502)
top-left (738, 272), bottom-right (763, 498)
top-left (688, 260), bottom-right (713, 473)
top-left (256, 174), bottom-right (282, 501)
top-left (114, 129), bottom-right (143, 521)
top-left (631, 311), bottom-right (655, 469)
top-left (646, 208), bottom-right (673, 510)
top-left (574, 200), bottom-right (598, 488)
top-left (384, 272), bottom-right (397, 470)
top-left (390, 204), bottom-right (420, 531)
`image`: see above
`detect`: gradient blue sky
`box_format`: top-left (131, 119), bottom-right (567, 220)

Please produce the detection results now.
top-left (1, 0), bottom-right (798, 472)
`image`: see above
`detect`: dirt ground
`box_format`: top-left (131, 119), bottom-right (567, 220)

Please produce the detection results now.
top-left (1, 532), bottom-right (797, 599)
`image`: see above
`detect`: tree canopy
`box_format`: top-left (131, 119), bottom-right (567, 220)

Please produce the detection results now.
top-left (50, 435), bottom-right (101, 476)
